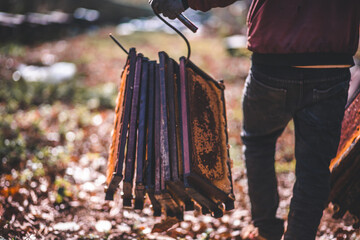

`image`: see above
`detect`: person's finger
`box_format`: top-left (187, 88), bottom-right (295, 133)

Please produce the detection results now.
top-left (164, 12), bottom-right (177, 19)
top-left (150, 0), bottom-right (160, 13)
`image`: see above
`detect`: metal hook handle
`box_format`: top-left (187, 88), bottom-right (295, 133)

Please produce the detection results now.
top-left (109, 11), bottom-right (194, 63)
top-left (176, 14), bottom-right (198, 33)
top-left (153, 11), bottom-right (191, 62)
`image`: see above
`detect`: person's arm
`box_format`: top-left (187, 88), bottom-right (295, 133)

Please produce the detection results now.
top-left (150, 0), bottom-right (185, 19)
top-left (151, 0), bottom-right (237, 19)
top-left (186, 0), bottom-right (238, 12)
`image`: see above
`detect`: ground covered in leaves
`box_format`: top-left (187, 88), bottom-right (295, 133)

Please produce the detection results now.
top-left (0, 27), bottom-right (359, 239)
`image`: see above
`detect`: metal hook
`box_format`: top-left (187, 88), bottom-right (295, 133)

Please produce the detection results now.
top-left (109, 11), bottom-right (192, 63)
top-left (153, 11), bottom-right (191, 63)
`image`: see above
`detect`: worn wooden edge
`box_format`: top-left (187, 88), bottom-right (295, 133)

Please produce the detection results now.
top-left (115, 48), bottom-right (137, 175)
top-left (147, 188), bottom-right (162, 217)
top-left (173, 61), bottom-right (184, 181)
top-left (146, 60), bottom-right (157, 189)
top-left (184, 186), bottom-right (224, 218)
top-left (166, 57), bottom-right (180, 182)
top-left (136, 58), bottom-right (149, 185)
top-left (155, 191), bottom-right (184, 220)
top-left (154, 63), bottom-right (162, 194)
top-left (124, 54), bottom-right (143, 182)
top-left (159, 52), bottom-right (171, 191)
top-left (180, 57), bottom-right (224, 89)
top-left (134, 184), bottom-right (146, 210)
top-left (330, 134), bottom-right (360, 173)
top-left (166, 181), bottom-right (195, 211)
top-left (179, 57), bottom-right (192, 187)
top-left (187, 172), bottom-right (235, 204)
top-left (329, 141), bottom-right (360, 202)
top-left (123, 181), bottom-right (133, 207)
top-left (105, 63), bottom-right (128, 186)
top-left (220, 82), bottom-right (236, 205)
top-left (105, 175), bottom-right (122, 201)
top-left (105, 48), bottom-right (137, 199)
top-left (122, 54), bottom-right (143, 204)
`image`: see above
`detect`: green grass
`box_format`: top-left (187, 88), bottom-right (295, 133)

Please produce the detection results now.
top-left (275, 160), bottom-right (296, 173)
top-left (0, 43), bottom-right (26, 57)
top-left (0, 78), bottom-right (118, 112)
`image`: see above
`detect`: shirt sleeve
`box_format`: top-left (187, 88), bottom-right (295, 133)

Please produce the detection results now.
top-left (187, 0), bottom-right (238, 12)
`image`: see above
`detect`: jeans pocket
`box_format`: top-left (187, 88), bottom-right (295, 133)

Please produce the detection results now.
top-left (313, 80), bottom-right (349, 103)
top-left (303, 80), bottom-right (349, 130)
top-left (243, 72), bottom-right (287, 120)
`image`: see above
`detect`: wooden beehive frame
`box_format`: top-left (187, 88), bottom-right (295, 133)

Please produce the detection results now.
top-left (329, 75), bottom-right (360, 225)
top-left (105, 49), bottom-right (235, 219)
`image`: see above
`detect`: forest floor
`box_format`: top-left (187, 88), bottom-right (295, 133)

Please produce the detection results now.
top-left (0, 27), bottom-right (359, 239)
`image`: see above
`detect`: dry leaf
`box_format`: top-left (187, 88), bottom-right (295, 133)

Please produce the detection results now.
top-left (151, 217), bottom-right (180, 233)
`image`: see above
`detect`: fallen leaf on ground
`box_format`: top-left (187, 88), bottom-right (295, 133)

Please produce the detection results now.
top-left (152, 217), bottom-right (180, 233)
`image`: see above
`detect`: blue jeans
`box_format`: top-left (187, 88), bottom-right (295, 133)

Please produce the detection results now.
top-left (241, 64), bottom-right (350, 240)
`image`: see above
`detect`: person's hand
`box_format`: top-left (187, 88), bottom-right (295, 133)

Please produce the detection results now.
top-left (150, 0), bottom-right (185, 19)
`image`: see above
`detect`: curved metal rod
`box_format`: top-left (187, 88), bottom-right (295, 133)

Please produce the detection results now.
top-left (109, 12), bottom-right (191, 63)
top-left (153, 11), bottom-right (191, 62)
top-left (109, 33), bottom-right (129, 55)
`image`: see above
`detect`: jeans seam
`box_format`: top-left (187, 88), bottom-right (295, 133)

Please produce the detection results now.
top-left (252, 66), bottom-right (350, 84)
top-left (267, 73), bottom-right (350, 84)
top-left (299, 81), bottom-right (303, 108)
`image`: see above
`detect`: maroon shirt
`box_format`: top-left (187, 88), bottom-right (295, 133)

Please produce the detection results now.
top-left (188, 0), bottom-right (360, 66)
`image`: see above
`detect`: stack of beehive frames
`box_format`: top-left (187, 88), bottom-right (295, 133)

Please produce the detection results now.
top-left (105, 48), bottom-right (235, 220)
top-left (329, 69), bottom-right (360, 227)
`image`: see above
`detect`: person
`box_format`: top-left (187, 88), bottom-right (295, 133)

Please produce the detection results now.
top-left (151, 0), bottom-right (360, 239)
